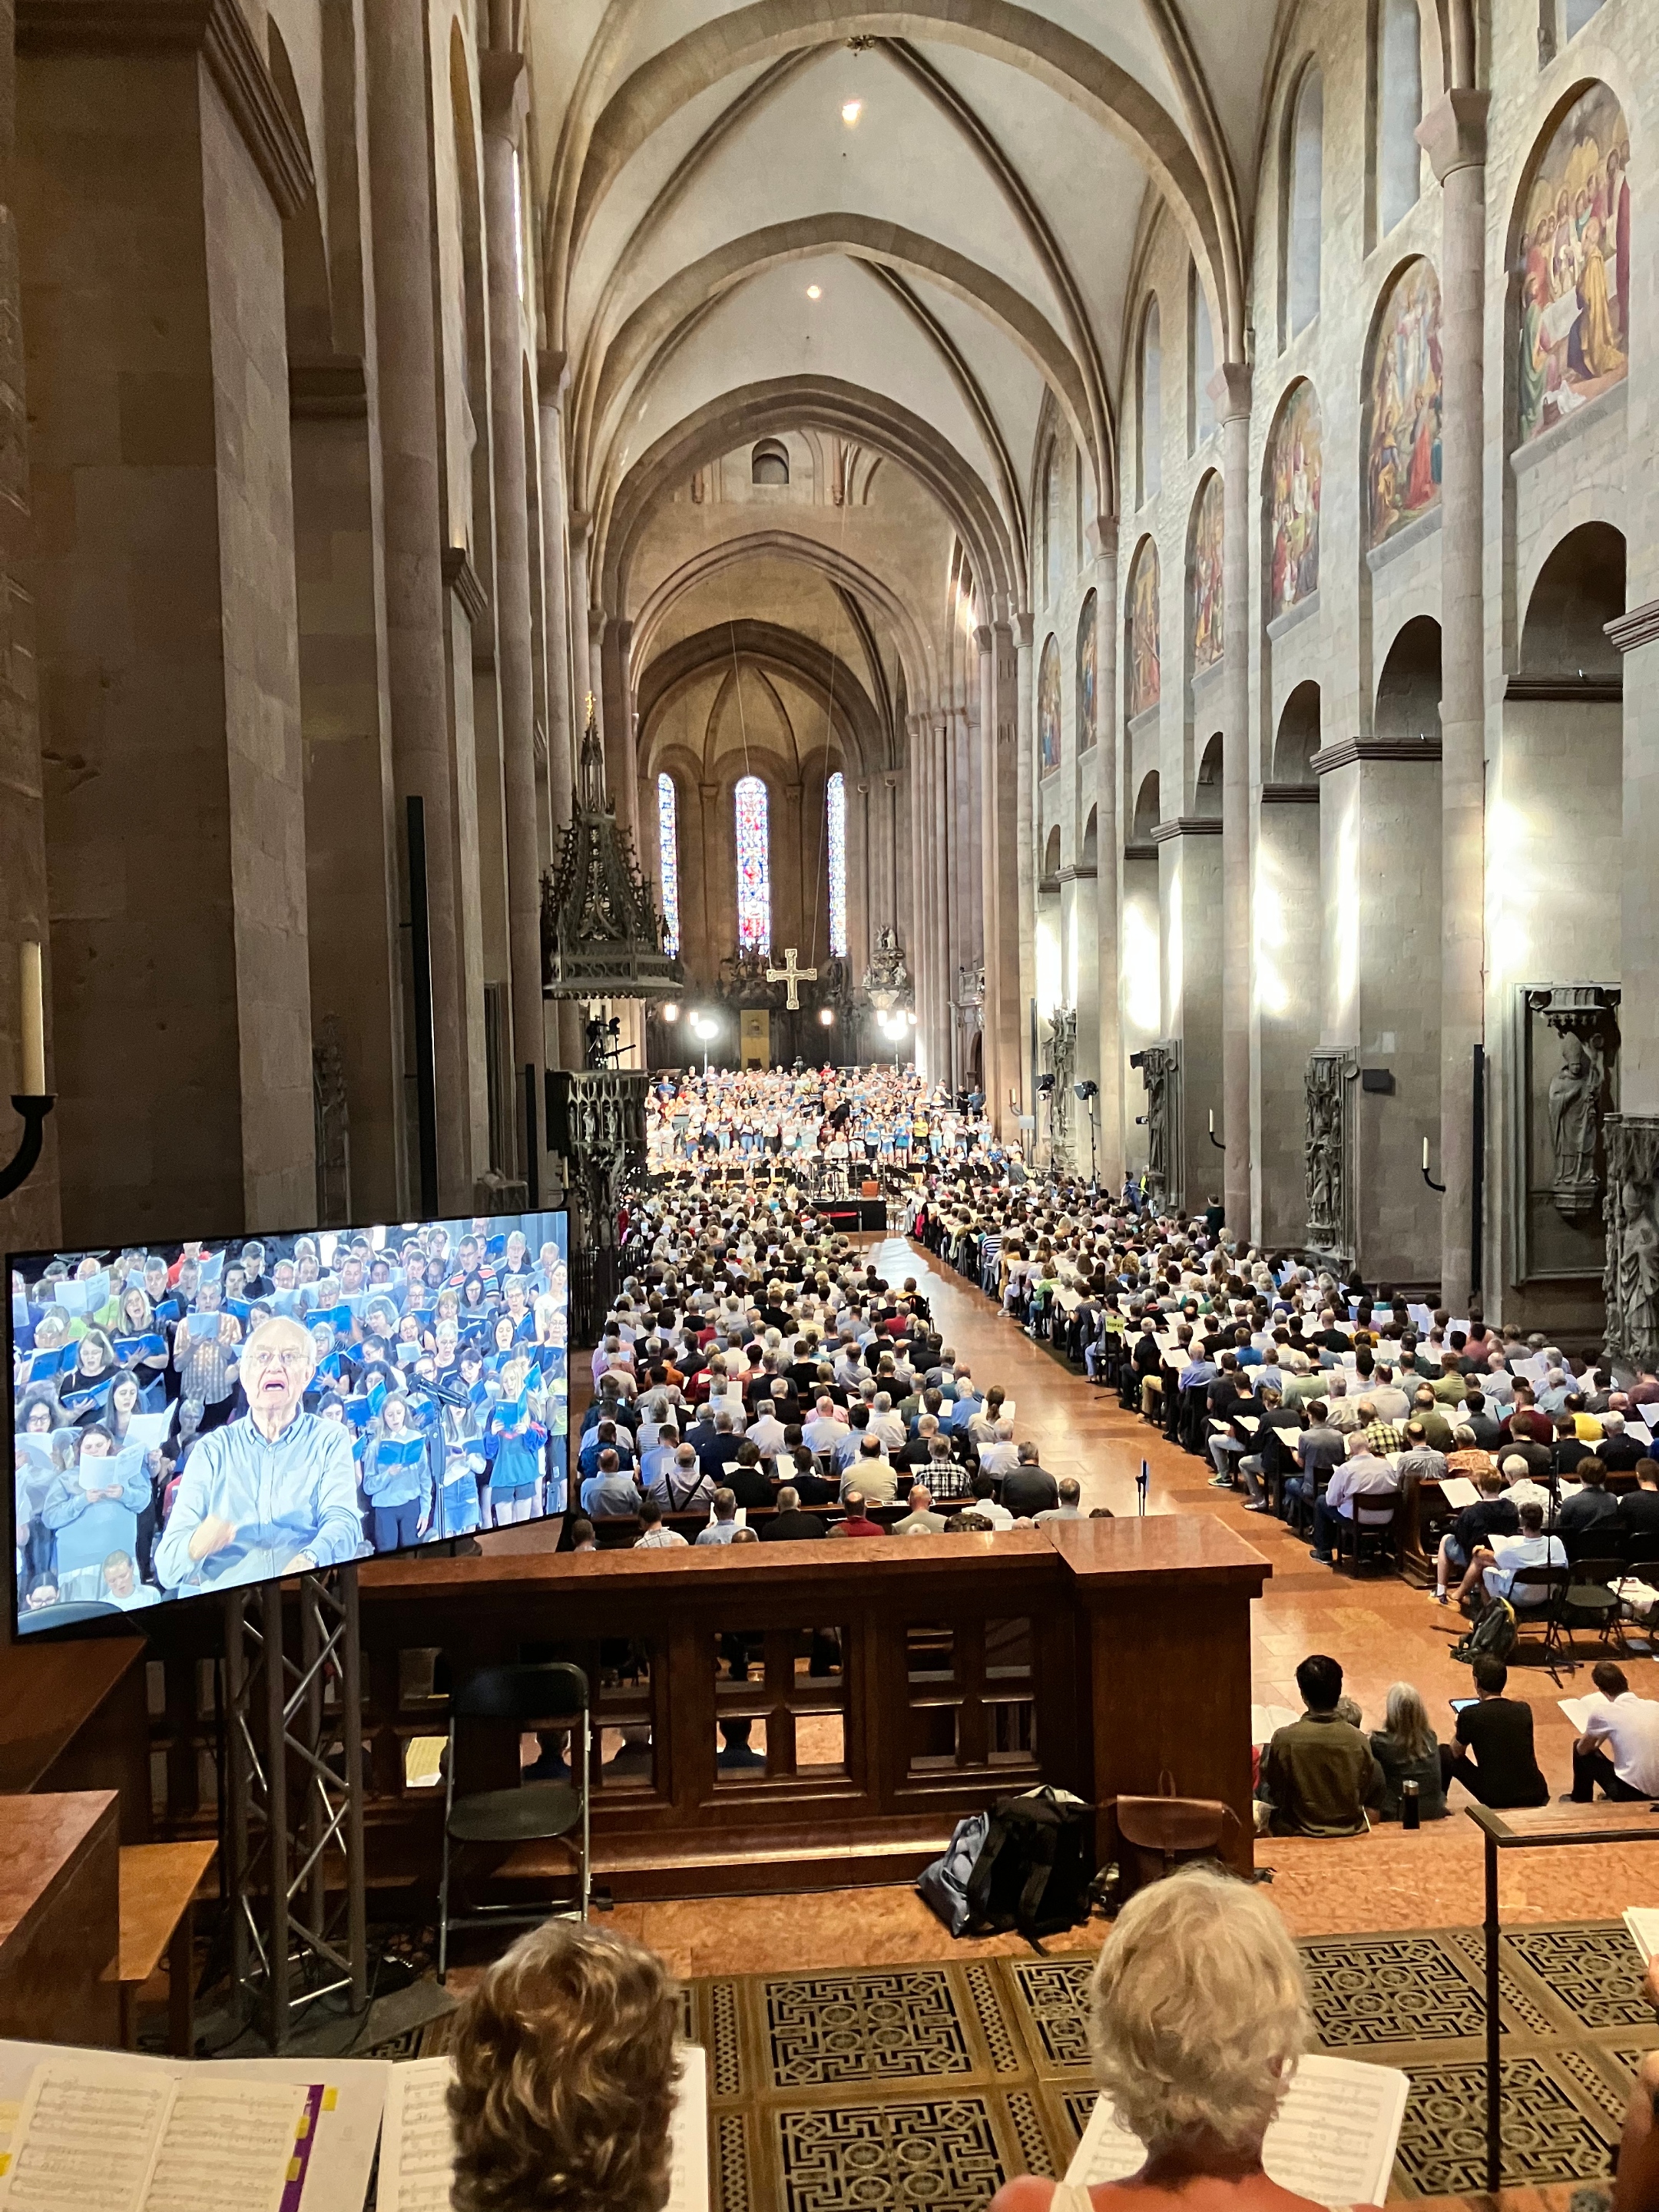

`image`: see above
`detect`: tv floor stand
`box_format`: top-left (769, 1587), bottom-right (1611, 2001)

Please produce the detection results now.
top-left (224, 1565), bottom-right (367, 2050)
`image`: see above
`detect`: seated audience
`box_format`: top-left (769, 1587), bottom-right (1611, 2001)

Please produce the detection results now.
top-left (1369, 1681), bottom-right (1448, 1820)
top-left (1257, 1654), bottom-right (1383, 1837)
top-left (1439, 1656), bottom-right (1548, 1807)
top-left (1569, 1662), bottom-right (1659, 1802)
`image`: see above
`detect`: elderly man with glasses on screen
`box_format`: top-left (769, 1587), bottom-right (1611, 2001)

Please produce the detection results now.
top-left (152, 1316), bottom-right (364, 1591)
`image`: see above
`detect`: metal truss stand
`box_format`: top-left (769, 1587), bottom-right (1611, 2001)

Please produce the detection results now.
top-left (225, 1566), bottom-right (368, 2050)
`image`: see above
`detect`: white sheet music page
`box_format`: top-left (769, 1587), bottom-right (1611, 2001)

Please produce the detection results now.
top-left (215, 2061), bottom-right (389, 2212)
top-left (0, 2057), bottom-right (174, 2212)
top-left (668, 2047), bottom-right (708, 2212)
top-left (1625, 1906), bottom-right (1659, 1962)
top-left (1065, 2055), bottom-right (1408, 2209)
top-left (143, 2076), bottom-right (308, 2212)
top-left (376, 2062), bottom-right (455, 2212)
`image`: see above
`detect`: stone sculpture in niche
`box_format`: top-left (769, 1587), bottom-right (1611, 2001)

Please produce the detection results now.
top-left (1047, 1009), bottom-right (1076, 1152)
top-left (1525, 985), bottom-right (1619, 1223)
top-left (1604, 1117), bottom-right (1659, 1367)
top-left (1304, 1052), bottom-right (1351, 1253)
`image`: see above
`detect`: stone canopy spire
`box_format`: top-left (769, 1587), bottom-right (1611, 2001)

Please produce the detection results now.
top-left (541, 694), bottom-right (685, 1002)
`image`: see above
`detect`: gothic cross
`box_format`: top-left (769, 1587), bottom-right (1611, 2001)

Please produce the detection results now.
top-left (766, 945), bottom-right (817, 1009)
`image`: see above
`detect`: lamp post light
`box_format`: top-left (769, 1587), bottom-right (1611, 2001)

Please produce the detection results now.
top-left (690, 1009), bottom-right (717, 1076)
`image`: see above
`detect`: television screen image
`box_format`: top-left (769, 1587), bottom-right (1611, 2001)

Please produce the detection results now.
top-left (8, 1210), bottom-right (569, 1634)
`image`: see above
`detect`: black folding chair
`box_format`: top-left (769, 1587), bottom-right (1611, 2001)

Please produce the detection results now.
top-left (1506, 1565), bottom-right (1573, 1679)
top-left (1565, 1558), bottom-right (1630, 1657)
top-left (438, 1661), bottom-right (591, 1981)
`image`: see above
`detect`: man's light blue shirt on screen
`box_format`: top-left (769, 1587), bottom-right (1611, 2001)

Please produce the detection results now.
top-left (152, 1410), bottom-right (363, 1591)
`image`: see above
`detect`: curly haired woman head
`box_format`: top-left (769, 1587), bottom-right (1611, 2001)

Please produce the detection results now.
top-left (448, 1922), bottom-right (680, 2212)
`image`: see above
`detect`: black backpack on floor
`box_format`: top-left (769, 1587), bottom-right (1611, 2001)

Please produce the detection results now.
top-left (965, 1786), bottom-right (1096, 1940)
top-left (1449, 1595), bottom-right (1515, 1666)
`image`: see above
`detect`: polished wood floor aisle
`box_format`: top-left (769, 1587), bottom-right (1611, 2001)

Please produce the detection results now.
top-left (593, 1236), bottom-right (1659, 1976)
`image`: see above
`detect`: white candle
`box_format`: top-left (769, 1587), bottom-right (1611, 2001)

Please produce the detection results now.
top-left (1422, 1136), bottom-right (1429, 1172)
top-left (1208, 1108), bottom-right (1215, 1134)
top-left (19, 940), bottom-right (44, 1095)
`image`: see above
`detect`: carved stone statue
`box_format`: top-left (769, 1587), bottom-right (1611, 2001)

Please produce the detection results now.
top-left (1303, 1052), bottom-right (1353, 1257)
top-left (1546, 1030), bottom-right (1605, 1217)
top-left (1137, 1041), bottom-right (1179, 1206)
top-left (1525, 985), bottom-right (1620, 1224)
top-left (1046, 1008), bottom-right (1077, 1153)
top-left (1604, 1117), bottom-right (1659, 1367)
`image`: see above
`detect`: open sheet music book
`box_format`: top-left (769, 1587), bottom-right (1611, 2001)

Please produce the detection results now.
top-left (0, 2042), bottom-right (389, 2212)
top-left (1624, 1906), bottom-right (1659, 1961)
top-left (377, 2045), bottom-right (709, 2212)
top-left (1561, 1692), bottom-right (1612, 1736)
top-left (1065, 2055), bottom-right (1408, 2210)
top-left (1438, 1477), bottom-right (1481, 1509)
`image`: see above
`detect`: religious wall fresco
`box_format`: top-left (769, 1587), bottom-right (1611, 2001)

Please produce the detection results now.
top-left (1128, 541), bottom-right (1161, 717)
top-left (1077, 591), bottom-right (1098, 751)
top-left (1366, 257), bottom-right (1442, 548)
top-left (1268, 379), bottom-right (1322, 618)
top-left (1517, 81), bottom-right (1630, 447)
top-left (1190, 474), bottom-right (1224, 671)
top-left (1038, 633), bottom-right (1061, 775)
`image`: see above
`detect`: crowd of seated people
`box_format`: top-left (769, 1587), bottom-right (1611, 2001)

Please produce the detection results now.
top-left (1258, 1649), bottom-right (1659, 1831)
top-left (12, 1216), bottom-right (568, 1619)
top-left (905, 1162), bottom-right (1659, 1618)
top-left (572, 1190), bottom-right (1097, 1548)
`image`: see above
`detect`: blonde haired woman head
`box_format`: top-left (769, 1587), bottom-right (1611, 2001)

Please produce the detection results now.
top-left (991, 1867), bottom-right (1321, 2212)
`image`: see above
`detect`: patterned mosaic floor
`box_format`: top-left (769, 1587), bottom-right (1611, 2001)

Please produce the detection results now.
top-left (680, 1920), bottom-right (1657, 2211)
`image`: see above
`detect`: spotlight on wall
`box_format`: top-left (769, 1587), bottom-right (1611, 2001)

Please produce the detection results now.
top-left (1074, 1079), bottom-right (1098, 1101)
top-left (805, 284), bottom-right (823, 300)
top-left (1035, 1073), bottom-right (1056, 1096)
top-left (841, 98), bottom-right (863, 124)
top-left (690, 1011), bottom-right (718, 1041)
top-left (818, 1005), bottom-right (835, 1026)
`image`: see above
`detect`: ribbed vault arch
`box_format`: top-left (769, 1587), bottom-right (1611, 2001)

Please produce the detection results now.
top-left (601, 374), bottom-right (1021, 623)
top-left (637, 619), bottom-right (885, 778)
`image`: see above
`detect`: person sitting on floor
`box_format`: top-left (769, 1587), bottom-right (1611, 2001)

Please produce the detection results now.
top-left (447, 1919), bottom-right (679, 2212)
top-left (1439, 1655), bottom-right (1548, 1808)
top-left (1368, 1681), bottom-right (1448, 1820)
top-left (988, 1863), bottom-right (1325, 2212)
top-left (1568, 1662), bottom-right (1659, 1803)
top-left (1257, 1654), bottom-right (1384, 1837)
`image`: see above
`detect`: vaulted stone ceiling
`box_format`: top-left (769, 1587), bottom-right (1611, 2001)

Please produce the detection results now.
top-left (527, 0), bottom-right (1285, 626)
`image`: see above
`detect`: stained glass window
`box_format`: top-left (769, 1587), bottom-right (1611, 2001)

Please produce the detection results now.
top-left (826, 771), bottom-right (848, 958)
top-left (734, 774), bottom-right (770, 952)
top-left (656, 773), bottom-right (680, 955)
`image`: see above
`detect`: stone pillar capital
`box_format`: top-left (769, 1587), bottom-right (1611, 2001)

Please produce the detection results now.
top-left (570, 508), bottom-right (594, 551)
top-left (479, 49), bottom-right (527, 137)
top-left (1416, 88), bottom-right (1489, 181)
top-left (1015, 611), bottom-right (1035, 649)
top-left (1208, 361), bottom-right (1252, 423)
top-left (1085, 515), bottom-right (1118, 562)
top-left (538, 349), bottom-right (571, 407)
top-left (973, 623), bottom-right (994, 654)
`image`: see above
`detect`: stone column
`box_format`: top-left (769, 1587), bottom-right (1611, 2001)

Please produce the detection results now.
top-left (881, 768), bottom-right (902, 935)
top-left (1089, 523), bottom-right (1124, 1186)
top-left (975, 626), bottom-right (1003, 1114)
top-left (480, 53), bottom-right (543, 1171)
top-left (364, 0), bottom-right (469, 1208)
top-left (537, 352), bottom-right (584, 1073)
top-left (568, 515), bottom-right (593, 713)
top-left (1015, 614), bottom-right (1036, 1109)
top-left (1419, 88), bottom-right (1490, 1309)
top-left (990, 623), bottom-right (1022, 1132)
top-left (20, 5), bottom-right (316, 1237)
top-left (0, 0), bottom-right (58, 1251)
top-left (1216, 364), bottom-right (1253, 1240)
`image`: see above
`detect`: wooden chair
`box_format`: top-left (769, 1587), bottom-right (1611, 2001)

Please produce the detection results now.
top-left (1333, 1488), bottom-right (1402, 1577)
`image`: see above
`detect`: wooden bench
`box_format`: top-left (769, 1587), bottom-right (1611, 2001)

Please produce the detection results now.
top-left (118, 1839), bottom-right (217, 2055)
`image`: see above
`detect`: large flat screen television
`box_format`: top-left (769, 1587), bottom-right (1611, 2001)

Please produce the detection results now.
top-left (9, 1210), bottom-right (569, 1634)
